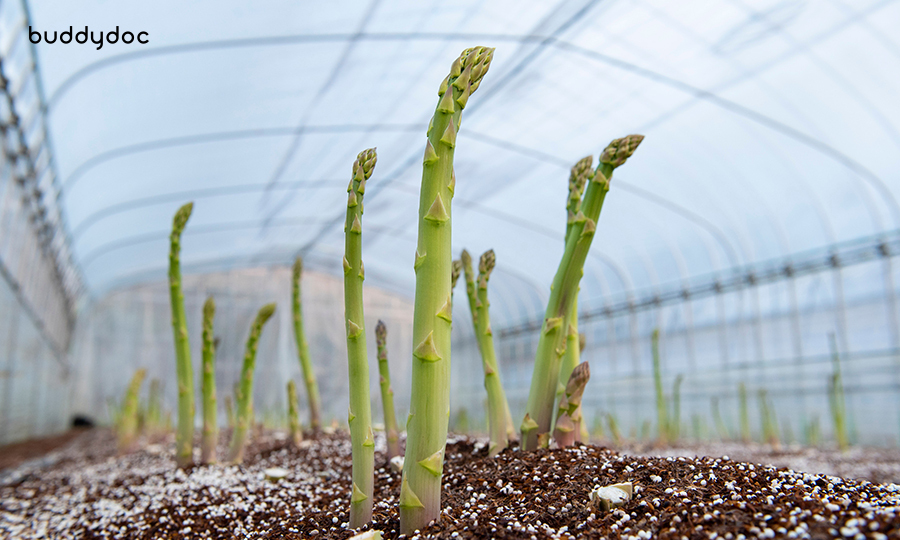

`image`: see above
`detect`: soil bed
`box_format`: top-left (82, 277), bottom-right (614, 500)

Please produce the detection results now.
top-left (2, 429), bottom-right (900, 539)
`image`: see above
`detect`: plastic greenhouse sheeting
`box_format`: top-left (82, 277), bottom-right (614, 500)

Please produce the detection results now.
top-left (2, 0), bottom-right (900, 444)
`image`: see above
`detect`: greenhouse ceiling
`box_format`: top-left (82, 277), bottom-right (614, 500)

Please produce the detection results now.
top-left (15, 0), bottom-right (900, 311)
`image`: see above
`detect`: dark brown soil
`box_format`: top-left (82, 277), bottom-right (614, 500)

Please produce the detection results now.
top-left (2, 429), bottom-right (900, 539)
top-left (0, 428), bottom-right (90, 471)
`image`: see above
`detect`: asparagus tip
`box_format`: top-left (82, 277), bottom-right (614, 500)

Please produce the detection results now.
top-left (451, 259), bottom-right (462, 289)
top-left (460, 249), bottom-right (472, 266)
top-left (375, 319), bottom-right (387, 342)
top-left (599, 135), bottom-right (644, 169)
top-left (353, 148), bottom-right (378, 182)
top-left (172, 202), bottom-right (193, 233)
top-left (257, 303), bottom-right (277, 322)
top-left (478, 249), bottom-right (496, 276)
top-left (203, 296), bottom-right (215, 316)
top-left (293, 256), bottom-right (303, 278)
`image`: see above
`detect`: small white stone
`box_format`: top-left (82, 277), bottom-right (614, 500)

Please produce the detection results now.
top-left (264, 467), bottom-right (289, 482)
top-left (390, 456), bottom-right (404, 473)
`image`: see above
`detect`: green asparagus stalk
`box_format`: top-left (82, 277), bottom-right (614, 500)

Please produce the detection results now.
top-left (521, 136), bottom-right (643, 451)
top-left (292, 257), bottom-right (322, 433)
top-left (472, 250), bottom-right (514, 456)
top-left (827, 333), bottom-right (849, 451)
top-left (739, 382), bottom-right (751, 443)
top-left (669, 374), bottom-right (683, 443)
top-left (401, 47), bottom-right (495, 535)
top-left (118, 368), bottom-right (147, 451)
top-left (553, 362), bottom-right (590, 447)
top-left (651, 329), bottom-right (668, 445)
top-left (200, 297), bottom-right (218, 464)
top-left (146, 378), bottom-right (162, 435)
top-left (345, 148), bottom-right (377, 528)
top-left (225, 394), bottom-right (235, 429)
top-left (169, 202), bottom-right (195, 468)
top-left (227, 303), bottom-right (276, 463)
top-left (375, 320), bottom-right (401, 460)
top-left (577, 333), bottom-right (589, 443)
top-left (287, 380), bottom-right (303, 447)
top-left (460, 250), bottom-right (516, 443)
top-left (711, 397), bottom-right (730, 440)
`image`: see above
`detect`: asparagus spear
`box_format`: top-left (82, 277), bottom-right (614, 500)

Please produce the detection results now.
top-left (473, 250), bottom-right (513, 456)
top-left (168, 202), bottom-right (195, 467)
top-left (146, 378), bottom-right (162, 435)
top-left (553, 362), bottom-right (590, 447)
top-left (652, 328), bottom-right (668, 446)
top-left (460, 250), bottom-right (516, 442)
top-left (292, 257), bottom-right (321, 433)
top-left (345, 148), bottom-right (377, 528)
top-left (375, 320), bottom-right (401, 460)
top-left (401, 47), bottom-right (494, 535)
top-left (118, 368), bottom-right (147, 452)
top-left (555, 157), bottom-right (593, 435)
top-left (287, 380), bottom-right (303, 447)
top-left (521, 136), bottom-right (644, 451)
top-left (450, 260), bottom-right (462, 304)
top-left (227, 303), bottom-right (276, 463)
top-left (200, 297), bottom-right (218, 464)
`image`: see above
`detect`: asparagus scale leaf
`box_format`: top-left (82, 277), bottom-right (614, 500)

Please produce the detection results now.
top-left (376, 320), bottom-right (401, 460)
top-left (168, 202), bottom-right (195, 467)
top-left (553, 362), bottom-right (590, 447)
top-left (292, 257), bottom-right (322, 433)
top-left (521, 136), bottom-right (644, 451)
top-left (401, 46), bottom-right (494, 535)
top-left (200, 297), bottom-right (218, 464)
top-left (227, 303), bottom-right (276, 463)
top-left (345, 148), bottom-right (377, 528)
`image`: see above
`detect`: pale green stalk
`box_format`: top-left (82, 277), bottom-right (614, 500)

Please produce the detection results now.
top-left (577, 333), bottom-right (589, 443)
top-left (521, 136), bottom-right (644, 451)
top-left (401, 47), bottom-right (494, 535)
top-left (201, 297), bottom-right (218, 464)
top-left (375, 320), bottom-right (401, 460)
top-left (668, 374), bottom-right (683, 443)
top-left (287, 380), bottom-right (302, 447)
top-left (711, 397), bottom-right (730, 440)
top-left (553, 362), bottom-right (590, 447)
top-left (607, 413), bottom-right (622, 445)
top-left (146, 378), bottom-right (162, 435)
top-left (345, 148), bottom-right (377, 528)
top-left (473, 250), bottom-right (513, 456)
top-left (293, 257), bottom-right (321, 433)
top-left (118, 368), bottom-right (147, 451)
top-left (225, 394), bottom-right (235, 430)
top-left (651, 329), bottom-right (668, 445)
top-left (227, 303), bottom-right (276, 463)
top-left (828, 333), bottom-right (849, 451)
top-left (738, 382), bottom-right (750, 443)
top-left (168, 202), bottom-right (195, 467)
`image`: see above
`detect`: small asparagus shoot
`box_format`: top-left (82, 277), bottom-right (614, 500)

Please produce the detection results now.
top-left (201, 297), bottom-right (218, 464)
top-left (287, 380), bottom-right (303, 447)
top-left (521, 136), bottom-right (644, 451)
top-left (473, 249), bottom-right (514, 456)
top-left (118, 368), bottom-right (147, 452)
top-left (146, 378), bottom-right (162, 436)
top-left (375, 320), bottom-right (401, 460)
top-left (553, 362), bottom-right (590, 447)
top-left (401, 47), bottom-right (495, 535)
top-left (227, 303), bottom-right (277, 463)
top-left (345, 148), bottom-right (377, 528)
top-left (739, 382), bottom-right (751, 443)
top-left (828, 333), bottom-right (849, 451)
top-left (652, 329), bottom-right (668, 446)
top-left (292, 257), bottom-right (322, 433)
top-left (169, 202), bottom-right (195, 468)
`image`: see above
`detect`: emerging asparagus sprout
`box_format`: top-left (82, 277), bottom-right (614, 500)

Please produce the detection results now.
top-left (711, 396), bottom-right (730, 440)
top-left (227, 303), bottom-right (277, 464)
top-left (460, 250), bottom-right (516, 442)
top-left (168, 202), bottom-right (195, 468)
top-left (472, 249), bottom-right (514, 456)
top-left (287, 380), bottom-right (303, 447)
top-left (827, 332), bottom-right (849, 451)
top-left (117, 368), bottom-right (147, 452)
top-left (292, 257), bottom-right (322, 433)
top-left (553, 362), bottom-right (590, 447)
top-left (200, 297), bottom-right (218, 464)
top-left (651, 329), bottom-right (667, 445)
top-left (145, 378), bottom-right (162, 437)
top-left (758, 389), bottom-right (780, 449)
top-left (738, 382), bottom-right (751, 443)
top-left (669, 374), bottom-right (683, 443)
top-left (521, 135), bottom-right (644, 451)
top-left (345, 148), bottom-right (377, 528)
top-left (401, 46), bottom-right (494, 535)
top-left (375, 320), bottom-right (401, 460)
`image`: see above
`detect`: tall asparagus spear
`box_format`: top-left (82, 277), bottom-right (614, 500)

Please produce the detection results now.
top-left (473, 250), bottom-right (514, 456)
top-left (200, 297), bottom-right (218, 464)
top-left (521, 136), bottom-right (644, 451)
top-left (168, 202), bottom-right (195, 467)
top-left (227, 303), bottom-right (276, 463)
top-left (345, 148), bottom-right (377, 528)
top-left (460, 250), bottom-right (516, 442)
top-left (401, 47), bottom-right (494, 535)
top-left (287, 379), bottom-right (303, 447)
top-left (554, 158), bottom-right (592, 437)
top-left (292, 257), bottom-right (321, 433)
top-left (118, 368), bottom-right (147, 452)
top-left (375, 320), bottom-right (401, 460)
top-left (553, 362), bottom-right (590, 447)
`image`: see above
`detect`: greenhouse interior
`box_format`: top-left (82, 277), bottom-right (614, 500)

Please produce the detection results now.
top-left (2, 0), bottom-right (900, 538)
